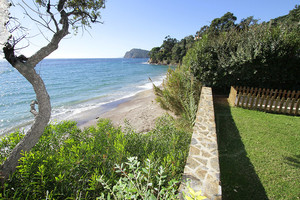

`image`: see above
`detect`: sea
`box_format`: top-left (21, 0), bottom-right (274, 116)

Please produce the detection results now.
top-left (0, 58), bottom-right (169, 135)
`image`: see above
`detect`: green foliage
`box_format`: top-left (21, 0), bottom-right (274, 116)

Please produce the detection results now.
top-left (0, 130), bottom-right (25, 163)
top-left (208, 12), bottom-right (237, 34)
top-left (0, 116), bottom-right (191, 199)
top-left (35, 0), bottom-right (105, 32)
top-left (149, 35), bottom-right (195, 65)
top-left (97, 157), bottom-right (179, 199)
top-left (183, 12), bottom-right (300, 90)
top-left (183, 186), bottom-right (207, 200)
top-left (153, 66), bottom-right (201, 129)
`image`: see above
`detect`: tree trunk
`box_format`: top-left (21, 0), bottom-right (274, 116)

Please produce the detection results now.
top-left (0, 65), bottom-right (51, 181)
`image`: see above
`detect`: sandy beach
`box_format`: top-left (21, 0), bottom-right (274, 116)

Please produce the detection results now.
top-left (75, 88), bottom-right (173, 133)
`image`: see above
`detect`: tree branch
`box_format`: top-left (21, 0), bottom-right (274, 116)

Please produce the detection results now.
top-left (30, 100), bottom-right (38, 117)
top-left (46, 0), bottom-right (59, 32)
top-left (27, 6), bottom-right (69, 67)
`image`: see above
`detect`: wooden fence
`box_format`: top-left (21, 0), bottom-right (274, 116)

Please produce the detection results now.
top-left (228, 86), bottom-right (300, 115)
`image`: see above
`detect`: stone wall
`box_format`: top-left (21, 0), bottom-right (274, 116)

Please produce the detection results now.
top-left (179, 87), bottom-right (222, 200)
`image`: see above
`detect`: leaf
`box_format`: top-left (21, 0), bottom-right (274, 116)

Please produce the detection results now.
top-left (185, 196), bottom-right (193, 200)
top-left (188, 186), bottom-right (196, 197)
top-left (197, 195), bottom-right (207, 200)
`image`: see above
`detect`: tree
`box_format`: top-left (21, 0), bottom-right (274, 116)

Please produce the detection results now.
top-left (208, 12), bottom-right (237, 34)
top-left (1, 0), bottom-right (105, 182)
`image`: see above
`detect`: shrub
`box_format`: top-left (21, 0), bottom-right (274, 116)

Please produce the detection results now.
top-left (153, 66), bottom-right (201, 129)
top-left (183, 22), bottom-right (300, 90)
top-left (0, 115), bottom-right (191, 199)
top-left (97, 157), bottom-right (179, 200)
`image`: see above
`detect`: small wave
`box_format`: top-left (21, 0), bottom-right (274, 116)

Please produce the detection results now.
top-left (0, 68), bottom-right (14, 75)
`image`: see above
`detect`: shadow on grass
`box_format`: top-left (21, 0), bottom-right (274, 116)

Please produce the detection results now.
top-left (284, 154), bottom-right (300, 168)
top-left (213, 95), bottom-right (268, 200)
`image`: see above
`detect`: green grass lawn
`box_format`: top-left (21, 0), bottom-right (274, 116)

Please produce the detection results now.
top-left (214, 98), bottom-right (300, 200)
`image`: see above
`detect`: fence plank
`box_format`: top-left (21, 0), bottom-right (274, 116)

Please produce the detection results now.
top-left (241, 93), bottom-right (246, 108)
top-left (254, 88), bottom-right (258, 96)
top-left (269, 96), bottom-right (275, 112)
top-left (265, 96), bottom-right (270, 111)
top-left (289, 98), bottom-right (296, 115)
top-left (262, 88), bottom-right (266, 96)
top-left (295, 99), bottom-right (300, 115)
top-left (287, 90), bottom-right (291, 98)
top-left (291, 90), bottom-right (296, 99)
top-left (278, 97), bottom-right (285, 113)
top-left (270, 89), bottom-right (274, 97)
top-left (278, 89), bottom-right (282, 98)
top-left (274, 89), bottom-right (278, 98)
top-left (260, 95), bottom-right (265, 110)
top-left (249, 94), bottom-right (255, 109)
top-left (254, 94), bottom-right (260, 109)
top-left (246, 94), bottom-right (251, 108)
top-left (273, 97), bottom-right (280, 112)
top-left (266, 89), bottom-right (270, 96)
top-left (237, 93), bottom-right (242, 107)
top-left (284, 98), bottom-right (291, 114)
top-left (296, 91), bottom-right (300, 99)
top-left (258, 88), bottom-right (262, 96)
top-left (282, 90), bottom-right (287, 98)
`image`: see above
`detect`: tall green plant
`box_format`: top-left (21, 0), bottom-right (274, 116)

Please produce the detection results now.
top-left (153, 66), bottom-right (201, 129)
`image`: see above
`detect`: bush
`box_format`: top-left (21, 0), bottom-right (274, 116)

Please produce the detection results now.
top-left (153, 66), bottom-right (201, 129)
top-left (97, 157), bottom-right (179, 200)
top-left (0, 116), bottom-right (191, 199)
top-left (183, 22), bottom-right (300, 90)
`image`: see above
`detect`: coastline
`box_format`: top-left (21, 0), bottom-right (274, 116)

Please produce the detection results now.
top-left (74, 87), bottom-right (173, 133)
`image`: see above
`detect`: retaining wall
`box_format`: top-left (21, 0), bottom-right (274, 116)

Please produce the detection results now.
top-left (179, 87), bottom-right (222, 200)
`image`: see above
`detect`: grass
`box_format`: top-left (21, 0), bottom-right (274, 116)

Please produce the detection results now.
top-left (214, 97), bottom-right (300, 200)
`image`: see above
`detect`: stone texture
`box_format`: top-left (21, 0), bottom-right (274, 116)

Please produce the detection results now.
top-left (179, 87), bottom-right (222, 200)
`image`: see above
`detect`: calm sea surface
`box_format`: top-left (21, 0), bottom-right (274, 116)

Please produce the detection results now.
top-left (0, 58), bottom-right (169, 135)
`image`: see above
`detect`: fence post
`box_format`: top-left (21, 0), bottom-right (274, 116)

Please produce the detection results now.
top-left (228, 86), bottom-right (237, 106)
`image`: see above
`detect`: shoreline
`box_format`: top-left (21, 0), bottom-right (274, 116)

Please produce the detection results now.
top-left (73, 87), bottom-right (173, 133)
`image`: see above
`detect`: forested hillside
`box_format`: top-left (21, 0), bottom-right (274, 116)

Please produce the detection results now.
top-left (124, 48), bottom-right (149, 58)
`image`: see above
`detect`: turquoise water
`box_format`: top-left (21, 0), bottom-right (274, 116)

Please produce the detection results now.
top-left (0, 58), bottom-right (169, 135)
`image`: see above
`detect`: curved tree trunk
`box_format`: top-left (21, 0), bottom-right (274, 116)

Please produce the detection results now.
top-left (0, 65), bottom-right (51, 181)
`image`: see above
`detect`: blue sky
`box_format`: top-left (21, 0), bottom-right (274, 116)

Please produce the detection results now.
top-left (2, 0), bottom-right (299, 59)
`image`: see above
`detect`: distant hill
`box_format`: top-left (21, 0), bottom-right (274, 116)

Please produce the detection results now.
top-left (124, 48), bottom-right (150, 58)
